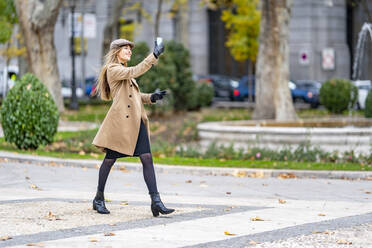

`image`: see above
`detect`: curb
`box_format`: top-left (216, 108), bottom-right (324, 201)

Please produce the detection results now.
top-left (0, 151), bottom-right (371, 180)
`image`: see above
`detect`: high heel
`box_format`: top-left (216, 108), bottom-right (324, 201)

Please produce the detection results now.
top-left (150, 192), bottom-right (175, 217)
top-left (93, 191), bottom-right (110, 214)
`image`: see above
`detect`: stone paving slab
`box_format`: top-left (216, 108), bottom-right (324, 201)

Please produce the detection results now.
top-left (0, 159), bottom-right (371, 247)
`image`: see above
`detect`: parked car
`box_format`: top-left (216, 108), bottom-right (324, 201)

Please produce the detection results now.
top-left (61, 79), bottom-right (84, 98)
top-left (233, 76), bottom-right (298, 103)
top-left (196, 74), bottom-right (239, 100)
top-left (353, 80), bottom-right (371, 109)
top-left (291, 80), bottom-right (321, 108)
top-left (85, 76), bottom-right (97, 97)
top-left (232, 75), bottom-right (256, 101)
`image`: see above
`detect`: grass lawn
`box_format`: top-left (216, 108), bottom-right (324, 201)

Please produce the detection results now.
top-left (0, 103), bottom-right (369, 171)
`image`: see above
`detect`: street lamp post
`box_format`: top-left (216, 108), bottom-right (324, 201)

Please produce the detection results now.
top-left (69, 2), bottom-right (79, 110)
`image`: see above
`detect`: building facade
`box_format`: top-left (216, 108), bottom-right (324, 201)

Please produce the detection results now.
top-left (50, 0), bottom-right (370, 84)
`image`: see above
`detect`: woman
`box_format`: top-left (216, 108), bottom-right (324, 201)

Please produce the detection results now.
top-left (92, 38), bottom-right (174, 217)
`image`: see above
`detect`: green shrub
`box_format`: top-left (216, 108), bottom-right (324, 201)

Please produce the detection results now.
top-left (0, 73), bottom-right (59, 149)
top-left (129, 41), bottom-right (200, 111)
top-left (365, 89), bottom-right (372, 118)
top-left (196, 81), bottom-right (214, 108)
top-left (320, 78), bottom-right (358, 113)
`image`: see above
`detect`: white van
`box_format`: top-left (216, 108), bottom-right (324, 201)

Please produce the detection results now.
top-left (353, 80), bottom-right (371, 109)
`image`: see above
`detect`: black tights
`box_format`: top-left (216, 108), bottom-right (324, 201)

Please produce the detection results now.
top-left (96, 152), bottom-right (158, 197)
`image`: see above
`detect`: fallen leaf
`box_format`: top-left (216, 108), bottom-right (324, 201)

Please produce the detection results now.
top-left (318, 213), bottom-right (326, 216)
top-left (119, 166), bottom-right (129, 173)
top-left (104, 232), bottom-right (115, 236)
top-left (25, 176), bottom-right (30, 180)
top-left (26, 243), bottom-right (44, 247)
top-left (120, 202), bottom-right (128, 205)
top-left (224, 231), bottom-right (236, 236)
top-left (108, 223), bottom-right (117, 226)
top-left (278, 173), bottom-right (296, 179)
top-left (262, 184), bottom-right (268, 186)
top-left (30, 184), bottom-right (42, 191)
top-left (90, 238), bottom-right (99, 242)
top-left (250, 216), bottom-right (264, 221)
top-left (278, 199), bottom-right (286, 204)
top-left (185, 180), bottom-right (192, 183)
top-left (233, 170), bottom-right (247, 177)
top-left (337, 240), bottom-right (352, 245)
top-left (105, 198), bottom-right (112, 202)
top-left (365, 191), bottom-right (371, 194)
top-left (323, 231), bottom-right (335, 235)
top-left (248, 171), bottom-right (265, 178)
top-left (0, 236), bottom-right (12, 241)
top-left (249, 240), bottom-right (260, 245)
top-left (226, 192), bottom-right (231, 195)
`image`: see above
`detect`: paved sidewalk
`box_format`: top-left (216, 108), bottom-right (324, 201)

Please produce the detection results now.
top-left (0, 158), bottom-right (371, 247)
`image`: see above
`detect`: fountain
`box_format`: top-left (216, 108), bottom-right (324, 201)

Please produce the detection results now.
top-left (197, 23), bottom-right (372, 155)
top-left (352, 23), bottom-right (372, 80)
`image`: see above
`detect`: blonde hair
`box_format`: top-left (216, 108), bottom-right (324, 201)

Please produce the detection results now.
top-left (94, 47), bottom-right (122, 100)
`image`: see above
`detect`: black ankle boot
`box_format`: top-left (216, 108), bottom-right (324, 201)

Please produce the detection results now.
top-left (150, 192), bottom-right (175, 217)
top-left (93, 191), bottom-right (110, 214)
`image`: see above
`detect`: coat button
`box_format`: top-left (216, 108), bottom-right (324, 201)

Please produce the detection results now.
top-left (130, 84), bottom-right (133, 87)
top-left (126, 115), bottom-right (129, 118)
top-left (128, 105), bottom-right (130, 108)
top-left (129, 94), bottom-right (132, 98)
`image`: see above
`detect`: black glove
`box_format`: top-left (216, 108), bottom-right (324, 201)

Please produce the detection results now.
top-left (150, 90), bottom-right (167, 103)
top-left (153, 39), bottom-right (164, 58)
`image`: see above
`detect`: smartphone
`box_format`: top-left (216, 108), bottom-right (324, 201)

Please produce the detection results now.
top-left (156, 37), bottom-right (163, 46)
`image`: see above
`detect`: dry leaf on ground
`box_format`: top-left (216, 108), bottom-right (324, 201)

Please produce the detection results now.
top-left (250, 216), bottom-right (264, 221)
top-left (0, 236), bottom-right (12, 241)
top-left (119, 166), bottom-right (129, 173)
top-left (224, 231), bottom-right (236, 236)
top-left (26, 243), bottom-right (44, 247)
top-left (278, 199), bottom-right (287, 204)
top-left (277, 173), bottom-right (296, 179)
top-left (104, 232), bottom-right (116, 236)
top-left (120, 202), bottom-right (128, 205)
top-left (249, 240), bottom-right (260, 245)
top-left (233, 170), bottom-right (247, 177)
top-left (89, 238), bottom-right (99, 242)
top-left (30, 184), bottom-right (42, 191)
top-left (337, 240), bottom-right (352, 245)
top-left (248, 171), bottom-right (265, 178)
top-left (318, 213), bottom-right (326, 216)
top-left (185, 180), bottom-right (192, 183)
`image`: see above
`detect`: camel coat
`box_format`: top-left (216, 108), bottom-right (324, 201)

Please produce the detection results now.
top-left (92, 53), bottom-right (158, 155)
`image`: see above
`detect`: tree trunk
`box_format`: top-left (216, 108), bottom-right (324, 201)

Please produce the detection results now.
top-left (155, 0), bottom-right (163, 38)
top-left (252, 0), bottom-right (297, 120)
top-left (102, 0), bottom-right (127, 57)
top-left (15, 0), bottom-right (64, 112)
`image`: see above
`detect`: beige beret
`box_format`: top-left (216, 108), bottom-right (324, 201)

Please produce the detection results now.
top-left (110, 38), bottom-right (135, 50)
